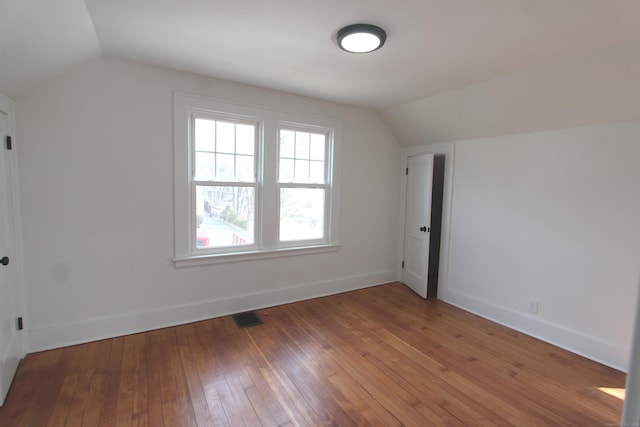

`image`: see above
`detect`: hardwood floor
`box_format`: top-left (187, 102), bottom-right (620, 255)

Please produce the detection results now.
top-left (0, 282), bottom-right (626, 426)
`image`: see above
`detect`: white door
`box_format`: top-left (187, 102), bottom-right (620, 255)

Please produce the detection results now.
top-left (0, 110), bottom-right (22, 406)
top-left (403, 154), bottom-right (434, 298)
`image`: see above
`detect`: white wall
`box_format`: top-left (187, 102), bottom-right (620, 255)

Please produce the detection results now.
top-left (443, 122), bottom-right (640, 370)
top-left (14, 49), bottom-right (639, 376)
top-left (16, 58), bottom-right (401, 351)
top-left (383, 32), bottom-right (640, 371)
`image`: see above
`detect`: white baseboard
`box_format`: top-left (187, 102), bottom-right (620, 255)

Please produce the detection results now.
top-left (444, 288), bottom-right (629, 372)
top-left (27, 270), bottom-right (396, 353)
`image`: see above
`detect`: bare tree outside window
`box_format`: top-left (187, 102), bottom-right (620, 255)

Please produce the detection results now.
top-left (193, 117), bottom-right (257, 249)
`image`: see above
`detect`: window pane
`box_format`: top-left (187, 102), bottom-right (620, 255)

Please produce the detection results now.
top-left (295, 132), bottom-right (310, 159)
top-left (216, 121), bottom-right (235, 153)
top-left (309, 133), bottom-right (325, 161)
top-left (196, 185), bottom-right (255, 248)
top-left (215, 153), bottom-right (235, 181)
top-left (236, 124), bottom-right (255, 155)
top-left (194, 152), bottom-right (215, 181)
top-left (194, 118), bottom-right (216, 152)
top-left (279, 159), bottom-right (294, 182)
top-left (279, 188), bottom-right (325, 242)
top-left (280, 129), bottom-right (295, 158)
top-left (309, 160), bottom-right (325, 184)
top-left (236, 154), bottom-right (254, 182)
top-left (279, 129), bottom-right (328, 185)
top-left (294, 159), bottom-right (309, 183)
top-left (194, 117), bottom-right (256, 184)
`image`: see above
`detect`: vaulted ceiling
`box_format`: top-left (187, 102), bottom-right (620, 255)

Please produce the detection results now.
top-left (2, 0), bottom-right (640, 143)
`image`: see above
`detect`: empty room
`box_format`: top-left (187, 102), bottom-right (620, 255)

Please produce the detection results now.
top-left (1, 0), bottom-right (639, 425)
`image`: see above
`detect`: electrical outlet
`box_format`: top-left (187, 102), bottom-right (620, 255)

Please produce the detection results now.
top-left (528, 299), bottom-right (539, 314)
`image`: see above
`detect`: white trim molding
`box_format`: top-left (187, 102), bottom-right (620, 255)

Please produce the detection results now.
top-left (622, 276), bottom-right (640, 424)
top-left (0, 93), bottom-right (27, 360)
top-left (397, 143), bottom-right (455, 300)
top-left (445, 288), bottom-right (630, 371)
top-left (27, 269), bottom-right (396, 352)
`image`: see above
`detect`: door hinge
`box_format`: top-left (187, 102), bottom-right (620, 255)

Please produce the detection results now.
top-left (405, 167), bottom-right (408, 175)
top-left (401, 260), bottom-right (405, 269)
top-left (6, 136), bottom-right (12, 150)
top-left (17, 317), bottom-right (23, 331)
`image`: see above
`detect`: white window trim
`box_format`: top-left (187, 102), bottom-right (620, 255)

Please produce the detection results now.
top-left (173, 92), bottom-right (341, 267)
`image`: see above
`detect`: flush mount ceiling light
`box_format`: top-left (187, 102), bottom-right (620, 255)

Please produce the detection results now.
top-left (336, 23), bottom-right (386, 54)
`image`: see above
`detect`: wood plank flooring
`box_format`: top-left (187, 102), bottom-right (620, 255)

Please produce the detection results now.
top-left (0, 282), bottom-right (626, 426)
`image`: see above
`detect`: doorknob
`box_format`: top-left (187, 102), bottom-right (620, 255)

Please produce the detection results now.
top-left (0, 256), bottom-right (8, 266)
top-left (419, 226), bottom-right (427, 232)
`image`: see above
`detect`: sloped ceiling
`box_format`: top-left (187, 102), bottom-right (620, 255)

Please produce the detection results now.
top-left (0, 0), bottom-right (100, 98)
top-left (2, 0), bottom-right (640, 144)
top-left (381, 38), bottom-right (640, 145)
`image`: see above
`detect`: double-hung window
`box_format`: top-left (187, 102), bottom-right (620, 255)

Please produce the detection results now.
top-left (193, 115), bottom-right (258, 252)
top-left (278, 126), bottom-right (329, 245)
top-left (173, 93), bottom-right (340, 266)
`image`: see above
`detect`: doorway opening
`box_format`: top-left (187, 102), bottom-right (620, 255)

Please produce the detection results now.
top-left (427, 155), bottom-right (445, 299)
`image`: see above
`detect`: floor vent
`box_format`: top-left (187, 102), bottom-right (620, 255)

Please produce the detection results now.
top-left (232, 311), bottom-right (263, 329)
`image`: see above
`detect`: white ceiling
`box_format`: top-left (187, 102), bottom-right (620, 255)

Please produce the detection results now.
top-left (2, 0), bottom-right (640, 109)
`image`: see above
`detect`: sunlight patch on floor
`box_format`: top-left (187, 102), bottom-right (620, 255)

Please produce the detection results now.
top-left (598, 387), bottom-right (626, 400)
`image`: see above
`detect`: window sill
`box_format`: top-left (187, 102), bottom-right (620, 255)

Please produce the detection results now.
top-left (173, 244), bottom-right (341, 267)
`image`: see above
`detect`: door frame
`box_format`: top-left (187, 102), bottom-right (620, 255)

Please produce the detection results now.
top-left (397, 142), bottom-right (455, 300)
top-left (0, 93), bottom-right (27, 359)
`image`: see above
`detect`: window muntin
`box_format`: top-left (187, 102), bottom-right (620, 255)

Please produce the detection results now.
top-left (194, 118), bottom-right (256, 182)
top-left (277, 127), bottom-right (330, 245)
top-left (192, 115), bottom-right (258, 252)
top-left (279, 129), bottom-right (326, 184)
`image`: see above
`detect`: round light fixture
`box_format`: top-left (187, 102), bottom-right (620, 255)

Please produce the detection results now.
top-left (337, 23), bottom-right (386, 54)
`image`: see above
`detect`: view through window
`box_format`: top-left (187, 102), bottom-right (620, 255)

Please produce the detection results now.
top-left (278, 128), bottom-right (328, 243)
top-left (193, 116), bottom-right (257, 250)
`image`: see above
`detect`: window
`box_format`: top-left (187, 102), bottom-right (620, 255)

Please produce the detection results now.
top-left (173, 93), bottom-right (341, 266)
top-left (278, 127), bottom-right (329, 245)
top-left (193, 115), bottom-right (258, 252)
